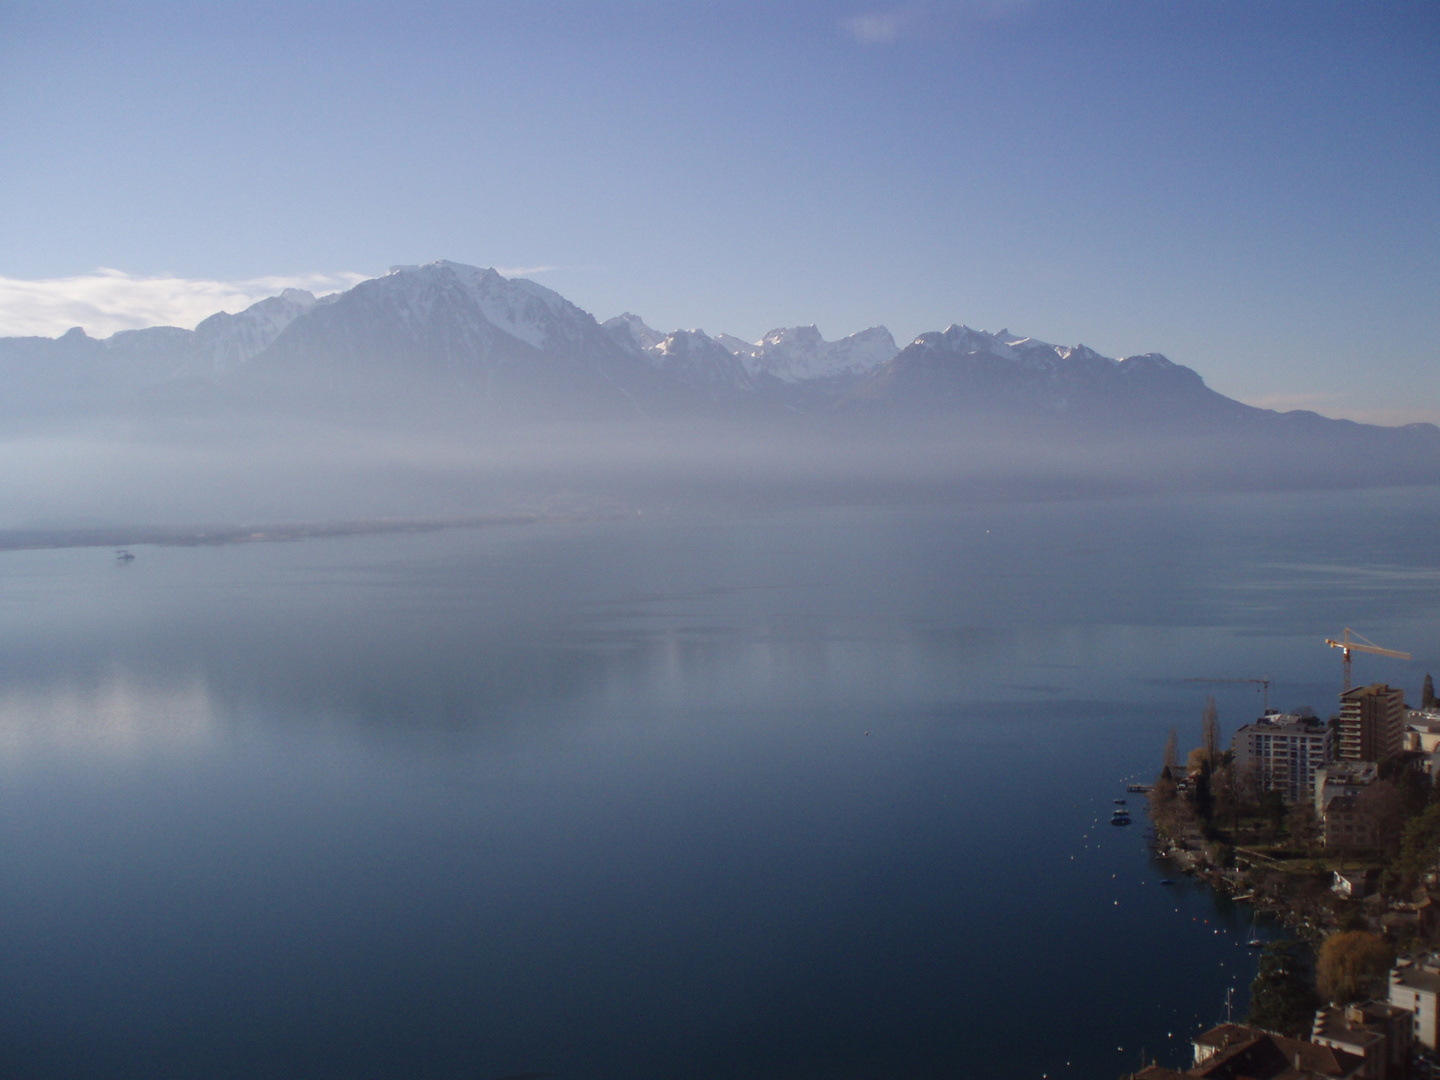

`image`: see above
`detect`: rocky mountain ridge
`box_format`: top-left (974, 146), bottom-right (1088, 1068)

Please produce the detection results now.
top-left (1, 261), bottom-right (1435, 467)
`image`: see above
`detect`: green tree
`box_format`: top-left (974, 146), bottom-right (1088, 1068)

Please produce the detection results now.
top-left (1316, 931), bottom-right (1393, 1004)
top-left (1357, 779), bottom-right (1406, 860)
top-left (1394, 803), bottom-right (1440, 886)
top-left (1397, 765), bottom-right (1434, 821)
top-left (1248, 940), bottom-right (1319, 1036)
top-left (1335, 903), bottom-right (1365, 933)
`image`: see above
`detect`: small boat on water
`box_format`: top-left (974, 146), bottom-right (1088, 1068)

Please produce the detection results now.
top-left (1159, 878), bottom-right (1175, 886)
top-left (1110, 808), bottom-right (1131, 826)
top-left (1246, 911), bottom-right (1265, 948)
top-left (1113, 798), bottom-right (1127, 805)
top-left (115, 550), bottom-right (135, 562)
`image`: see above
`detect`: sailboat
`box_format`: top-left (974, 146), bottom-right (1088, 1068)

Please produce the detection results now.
top-left (1246, 911), bottom-right (1265, 948)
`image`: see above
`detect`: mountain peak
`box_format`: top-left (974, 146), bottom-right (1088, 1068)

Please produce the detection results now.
top-left (183, 286), bottom-right (322, 375)
top-left (602, 312), bottom-right (666, 352)
top-left (370, 260), bottom-right (590, 351)
top-left (650, 329), bottom-right (752, 395)
top-left (731, 324), bottom-right (897, 382)
top-left (761, 324), bottom-right (824, 349)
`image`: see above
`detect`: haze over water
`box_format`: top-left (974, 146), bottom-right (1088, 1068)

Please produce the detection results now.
top-left (2, 486), bottom-right (1437, 1079)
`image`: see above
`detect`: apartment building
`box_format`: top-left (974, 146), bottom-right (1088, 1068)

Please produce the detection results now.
top-left (1339, 684), bottom-right (1405, 763)
top-left (1231, 712), bottom-right (1333, 804)
top-left (1389, 955), bottom-right (1440, 1051)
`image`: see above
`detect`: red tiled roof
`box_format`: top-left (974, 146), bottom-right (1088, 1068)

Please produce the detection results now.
top-left (1191, 1025), bottom-right (1363, 1079)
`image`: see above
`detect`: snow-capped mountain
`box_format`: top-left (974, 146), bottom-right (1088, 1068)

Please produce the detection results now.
top-left (0, 259), bottom-right (1436, 490)
top-left (602, 313), bottom-right (668, 353)
top-left (600, 315), bottom-right (755, 397)
top-left (720, 324), bottom-right (899, 382)
top-left (0, 285), bottom-right (323, 413)
top-left (187, 288), bottom-right (318, 375)
top-left (235, 260), bottom-right (663, 418)
top-left (648, 330), bottom-right (753, 395)
top-left (714, 333), bottom-right (757, 358)
top-left (849, 322), bottom-right (1238, 425)
top-left (386, 261), bottom-right (595, 353)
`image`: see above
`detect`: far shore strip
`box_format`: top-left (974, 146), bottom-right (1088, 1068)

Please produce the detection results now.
top-left (0, 514), bottom-right (595, 552)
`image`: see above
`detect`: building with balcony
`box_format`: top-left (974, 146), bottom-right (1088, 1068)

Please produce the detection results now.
top-left (1339, 685), bottom-right (1405, 763)
top-left (1389, 954), bottom-right (1440, 1051)
top-left (1231, 712), bottom-right (1333, 804)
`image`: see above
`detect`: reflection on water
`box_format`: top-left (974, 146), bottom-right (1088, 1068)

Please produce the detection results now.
top-left (0, 488), bottom-right (1437, 1079)
top-left (0, 673), bottom-right (216, 755)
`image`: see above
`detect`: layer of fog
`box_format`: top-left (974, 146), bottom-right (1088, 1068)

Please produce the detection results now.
top-left (0, 412), bottom-right (1430, 534)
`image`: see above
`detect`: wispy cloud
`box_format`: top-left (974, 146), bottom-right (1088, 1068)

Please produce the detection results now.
top-left (839, 1), bottom-right (1031, 45)
top-left (0, 269), bottom-right (370, 339)
top-left (494, 265), bottom-right (560, 278)
top-left (840, 7), bottom-right (923, 44)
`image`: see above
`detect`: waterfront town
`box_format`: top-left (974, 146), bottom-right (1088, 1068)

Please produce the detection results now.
top-left (1129, 662), bottom-right (1440, 1080)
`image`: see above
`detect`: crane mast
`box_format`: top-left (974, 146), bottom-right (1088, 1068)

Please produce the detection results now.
top-left (1324, 628), bottom-right (1410, 693)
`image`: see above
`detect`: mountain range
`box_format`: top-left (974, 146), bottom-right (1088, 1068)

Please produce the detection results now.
top-left (1, 260), bottom-right (1435, 487)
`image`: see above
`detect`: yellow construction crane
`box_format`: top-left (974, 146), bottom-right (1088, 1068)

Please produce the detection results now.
top-left (1324, 628), bottom-right (1410, 693)
top-left (1184, 676), bottom-right (1272, 714)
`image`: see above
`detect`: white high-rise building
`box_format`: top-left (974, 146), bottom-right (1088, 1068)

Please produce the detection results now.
top-left (1231, 712), bottom-right (1333, 805)
top-left (1390, 956), bottom-right (1440, 1051)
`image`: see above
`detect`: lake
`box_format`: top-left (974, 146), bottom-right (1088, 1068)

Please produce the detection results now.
top-left (2, 487), bottom-right (1437, 1079)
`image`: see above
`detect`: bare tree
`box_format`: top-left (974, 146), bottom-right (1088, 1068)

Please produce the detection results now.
top-left (1202, 695), bottom-right (1221, 764)
top-left (1287, 802), bottom-right (1320, 856)
top-left (1236, 763), bottom-right (1266, 810)
top-left (1212, 761), bottom-right (1240, 830)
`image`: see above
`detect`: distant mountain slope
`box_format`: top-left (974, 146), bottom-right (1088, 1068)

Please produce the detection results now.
top-left (600, 316), bottom-right (753, 397)
top-left (846, 323), bottom-right (1242, 425)
top-left (185, 289), bottom-right (318, 376)
top-left (647, 330), bottom-right (754, 397)
top-left (0, 259), bottom-right (1435, 492)
top-left (235, 262), bottom-right (669, 419)
top-left (0, 288), bottom-right (316, 415)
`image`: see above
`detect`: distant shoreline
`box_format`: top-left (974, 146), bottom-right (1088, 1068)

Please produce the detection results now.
top-left (0, 514), bottom-right (586, 553)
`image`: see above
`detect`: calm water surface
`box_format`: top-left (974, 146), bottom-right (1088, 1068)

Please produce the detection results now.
top-left (2, 488), bottom-right (1438, 1079)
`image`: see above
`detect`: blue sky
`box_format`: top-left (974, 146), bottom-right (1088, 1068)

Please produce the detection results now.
top-left (2, 0), bottom-right (1436, 422)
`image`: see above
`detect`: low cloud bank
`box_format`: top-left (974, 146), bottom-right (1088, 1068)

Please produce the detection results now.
top-left (0, 269), bottom-right (369, 339)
